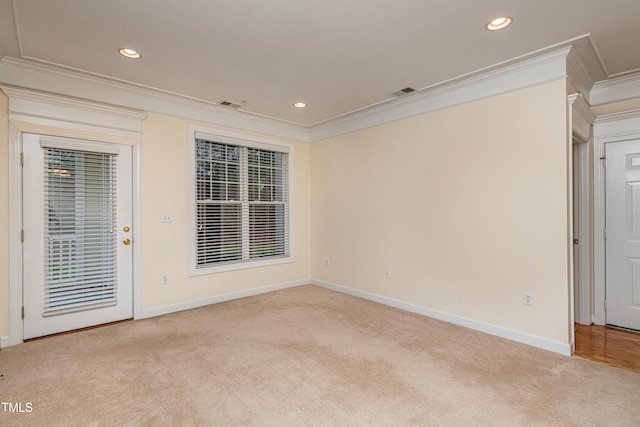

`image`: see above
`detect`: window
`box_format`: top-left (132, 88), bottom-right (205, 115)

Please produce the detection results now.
top-left (190, 127), bottom-right (293, 274)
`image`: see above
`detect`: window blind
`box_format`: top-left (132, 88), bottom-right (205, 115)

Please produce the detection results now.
top-left (43, 148), bottom-right (118, 315)
top-left (247, 148), bottom-right (288, 259)
top-left (195, 138), bottom-right (289, 268)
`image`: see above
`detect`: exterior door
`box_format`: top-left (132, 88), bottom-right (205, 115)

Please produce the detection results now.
top-left (22, 134), bottom-right (133, 339)
top-left (605, 139), bottom-right (640, 330)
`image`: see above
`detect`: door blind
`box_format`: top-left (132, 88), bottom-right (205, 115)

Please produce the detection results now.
top-left (43, 148), bottom-right (118, 315)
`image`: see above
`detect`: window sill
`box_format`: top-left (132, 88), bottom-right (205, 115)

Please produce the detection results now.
top-left (189, 255), bottom-right (295, 276)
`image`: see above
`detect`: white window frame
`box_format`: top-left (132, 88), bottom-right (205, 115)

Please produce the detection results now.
top-left (189, 124), bottom-right (295, 276)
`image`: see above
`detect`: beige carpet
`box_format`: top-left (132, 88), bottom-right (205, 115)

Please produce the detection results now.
top-left (1, 285), bottom-right (639, 426)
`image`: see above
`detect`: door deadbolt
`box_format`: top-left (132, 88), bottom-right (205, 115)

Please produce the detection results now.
top-left (123, 238), bottom-right (131, 245)
top-left (123, 226), bottom-right (130, 232)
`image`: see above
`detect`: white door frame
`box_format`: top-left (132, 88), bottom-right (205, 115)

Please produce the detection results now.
top-left (22, 135), bottom-right (134, 339)
top-left (3, 87), bottom-right (146, 346)
top-left (568, 94), bottom-right (595, 328)
top-left (572, 136), bottom-right (591, 325)
top-left (593, 111), bottom-right (640, 325)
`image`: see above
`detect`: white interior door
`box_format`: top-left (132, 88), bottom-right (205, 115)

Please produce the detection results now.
top-left (605, 139), bottom-right (640, 330)
top-left (22, 134), bottom-right (133, 339)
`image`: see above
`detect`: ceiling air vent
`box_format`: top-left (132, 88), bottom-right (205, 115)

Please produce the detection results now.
top-left (219, 100), bottom-right (242, 109)
top-left (392, 87), bottom-right (416, 97)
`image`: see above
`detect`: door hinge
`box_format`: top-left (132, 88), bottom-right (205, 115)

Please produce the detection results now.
top-left (600, 156), bottom-right (606, 168)
top-left (604, 299), bottom-right (607, 310)
top-left (603, 228), bottom-right (607, 239)
top-left (21, 230), bottom-right (24, 242)
top-left (21, 307), bottom-right (24, 319)
top-left (20, 153), bottom-right (24, 166)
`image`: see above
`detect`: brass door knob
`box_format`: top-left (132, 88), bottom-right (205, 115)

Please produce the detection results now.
top-left (123, 238), bottom-right (131, 245)
top-left (123, 226), bottom-right (131, 232)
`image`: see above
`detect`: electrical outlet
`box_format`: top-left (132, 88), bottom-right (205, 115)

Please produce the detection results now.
top-left (523, 292), bottom-right (533, 306)
top-left (324, 258), bottom-right (330, 267)
top-left (385, 270), bottom-right (392, 279)
top-left (161, 273), bottom-right (169, 285)
top-left (161, 213), bottom-right (173, 223)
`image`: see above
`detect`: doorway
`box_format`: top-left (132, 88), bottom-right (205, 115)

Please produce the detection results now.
top-left (22, 134), bottom-right (134, 339)
top-left (4, 86), bottom-right (145, 347)
top-left (576, 111), bottom-right (640, 370)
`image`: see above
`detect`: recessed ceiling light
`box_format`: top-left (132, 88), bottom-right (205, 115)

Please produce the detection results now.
top-left (293, 102), bottom-right (307, 108)
top-left (486, 17), bottom-right (512, 31)
top-left (118, 48), bottom-right (142, 59)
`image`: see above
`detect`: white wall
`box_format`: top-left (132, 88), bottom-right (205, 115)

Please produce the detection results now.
top-left (310, 79), bottom-right (571, 345)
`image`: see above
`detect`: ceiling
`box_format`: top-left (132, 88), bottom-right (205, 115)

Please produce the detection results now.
top-left (0, 0), bottom-right (639, 127)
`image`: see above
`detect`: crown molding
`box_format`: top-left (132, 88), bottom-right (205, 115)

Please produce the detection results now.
top-left (594, 108), bottom-right (640, 125)
top-left (0, 57), bottom-right (310, 142)
top-left (590, 72), bottom-right (640, 106)
top-left (1, 85), bottom-right (149, 146)
top-left (0, 39), bottom-right (608, 144)
top-left (2, 85), bottom-right (147, 137)
top-left (309, 46), bottom-right (572, 142)
top-left (568, 93), bottom-right (596, 125)
top-left (566, 49), bottom-right (595, 104)
top-left (568, 93), bottom-right (595, 143)
top-left (593, 108), bottom-right (640, 141)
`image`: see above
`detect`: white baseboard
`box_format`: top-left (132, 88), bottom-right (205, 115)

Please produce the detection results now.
top-left (0, 336), bottom-right (9, 348)
top-left (142, 278), bottom-right (310, 319)
top-left (311, 279), bottom-right (572, 356)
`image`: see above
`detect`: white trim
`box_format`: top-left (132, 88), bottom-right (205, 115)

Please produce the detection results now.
top-left (311, 279), bottom-right (572, 356)
top-left (574, 140), bottom-right (593, 325)
top-left (309, 47), bottom-right (572, 142)
top-left (566, 49), bottom-right (596, 104)
top-left (5, 91), bottom-right (145, 346)
top-left (190, 257), bottom-right (296, 276)
top-left (142, 279), bottom-right (309, 318)
top-left (593, 131), bottom-right (606, 325)
top-left (0, 58), bottom-right (310, 143)
top-left (566, 96), bottom-right (575, 352)
top-left (1, 43), bottom-right (602, 145)
top-left (595, 109), bottom-right (640, 125)
top-left (569, 94), bottom-right (596, 143)
top-left (0, 336), bottom-right (9, 348)
top-left (132, 143), bottom-right (143, 320)
top-left (0, 42), bottom-right (605, 144)
top-left (194, 129), bottom-right (291, 154)
top-left (568, 94), bottom-right (594, 326)
top-left (593, 110), bottom-right (640, 325)
top-left (39, 136), bottom-right (121, 154)
top-left (1, 86), bottom-right (146, 140)
top-left (188, 124), bottom-right (296, 277)
top-left (591, 72), bottom-right (640, 106)
top-left (9, 124), bottom-right (23, 346)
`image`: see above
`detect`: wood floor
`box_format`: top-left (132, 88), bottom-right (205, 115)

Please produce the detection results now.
top-left (574, 324), bottom-right (640, 373)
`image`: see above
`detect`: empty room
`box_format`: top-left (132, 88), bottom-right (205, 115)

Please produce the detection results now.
top-left (1, 0), bottom-right (640, 425)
